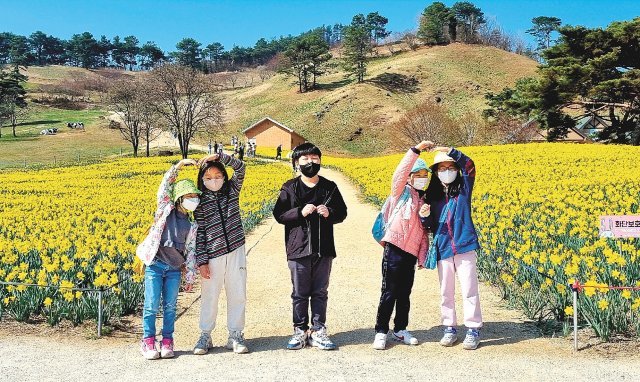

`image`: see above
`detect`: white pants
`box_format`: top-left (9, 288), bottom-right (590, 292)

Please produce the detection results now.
top-left (199, 245), bottom-right (247, 333)
top-left (437, 250), bottom-right (483, 329)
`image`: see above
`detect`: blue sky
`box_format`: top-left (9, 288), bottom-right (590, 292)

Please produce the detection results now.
top-left (2, 0), bottom-right (639, 51)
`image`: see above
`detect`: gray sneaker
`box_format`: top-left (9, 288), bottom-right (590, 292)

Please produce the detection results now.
top-left (193, 332), bottom-right (213, 355)
top-left (287, 328), bottom-right (307, 350)
top-left (308, 327), bottom-right (337, 350)
top-left (462, 329), bottom-right (480, 350)
top-left (226, 331), bottom-right (249, 354)
top-left (439, 327), bottom-right (458, 347)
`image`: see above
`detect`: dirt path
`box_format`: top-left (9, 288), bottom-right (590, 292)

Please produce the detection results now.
top-left (1, 167), bottom-right (639, 382)
top-left (154, 131), bottom-right (210, 153)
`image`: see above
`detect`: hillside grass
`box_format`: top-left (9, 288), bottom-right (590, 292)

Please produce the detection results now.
top-left (0, 105), bottom-right (130, 169)
top-left (221, 43), bottom-right (539, 155)
top-left (3, 44), bottom-right (539, 163)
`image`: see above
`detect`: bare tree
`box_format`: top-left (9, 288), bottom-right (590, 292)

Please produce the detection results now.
top-left (394, 101), bottom-right (460, 148)
top-left (458, 113), bottom-right (485, 146)
top-left (257, 65), bottom-right (273, 82)
top-left (228, 72), bottom-right (240, 89)
top-left (108, 79), bottom-right (145, 157)
top-left (402, 31), bottom-right (420, 51)
top-left (0, 96), bottom-right (29, 138)
top-left (138, 80), bottom-right (163, 157)
top-left (488, 112), bottom-right (536, 144)
top-left (384, 33), bottom-right (404, 55)
top-left (148, 64), bottom-right (223, 158)
top-left (478, 17), bottom-right (515, 52)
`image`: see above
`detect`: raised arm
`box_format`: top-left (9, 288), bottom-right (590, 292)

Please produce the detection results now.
top-left (447, 147), bottom-right (476, 193)
top-left (390, 141), bottom-right (433, 197)
top-left (155, 159), bottom-right (197, 219)
top-left (219, 152), bottom-right (246, 194)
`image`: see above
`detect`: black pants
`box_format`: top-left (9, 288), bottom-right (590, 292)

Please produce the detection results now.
top-left (288, 255), bottom-right (333, 331)
top-left (375, 243), bottom-right (417, 334)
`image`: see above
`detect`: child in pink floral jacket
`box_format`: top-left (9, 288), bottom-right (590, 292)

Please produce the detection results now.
top-left (136, 159), bottom-right (200, 360)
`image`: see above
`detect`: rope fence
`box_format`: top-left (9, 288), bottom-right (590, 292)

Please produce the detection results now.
top-left (0, 278), bottom-right (129, 337)
top-left (518, 262), bottom-right (639, 351)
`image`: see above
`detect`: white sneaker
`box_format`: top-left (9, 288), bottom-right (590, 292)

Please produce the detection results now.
top-left (392, 329), bottom-right (419, 345)
top-left (462, 329), bottom-right (480, 350)
top-left (287, 328), bottom-right (307, 350)
top-left (140, 337), bottom-right (159, 360)
top-left (160, 338), bottom-right (175, 358)
top-left (308, 327), bottom-right (337, 350)
top-left (440, 327), bottom-right (458, 347)
top-left (226, 331), bottom-right (249, 354)
top-left (372, 332), bottom-right (387, 350)
top-left (193, 332), bottom-right (213, 355)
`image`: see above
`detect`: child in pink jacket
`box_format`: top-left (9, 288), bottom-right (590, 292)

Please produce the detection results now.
top-left (372, 140), bottom-right (431, 350)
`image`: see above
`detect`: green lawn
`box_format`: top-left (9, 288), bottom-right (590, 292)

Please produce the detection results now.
top-left (0, 105), bottom-right (131, 169)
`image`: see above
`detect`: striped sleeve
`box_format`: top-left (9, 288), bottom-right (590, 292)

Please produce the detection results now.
top-left (194, 207), bottom-right (208, 266)
top-left (220, 153), bottom-right (246, 194)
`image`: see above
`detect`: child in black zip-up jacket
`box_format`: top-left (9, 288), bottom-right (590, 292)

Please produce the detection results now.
top-left (273, 143), bottom-right (347, 351)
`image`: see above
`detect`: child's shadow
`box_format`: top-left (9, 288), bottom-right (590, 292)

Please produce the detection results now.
top-left (410, 320), bottom-right (540, 347)
top-left (171, 345), bottom-right (231, 358)
top-left (329, 321), bottom-right (539, 348)
top-left (244, 334), bottom-right (293, 353)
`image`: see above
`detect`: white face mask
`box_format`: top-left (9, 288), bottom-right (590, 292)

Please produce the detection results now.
top-left (181, 197), bottom-right (200, 211)
top-left (438, 169), bottom-right (458, 184)
top-left (204, 178), bottom-right (224, 192)
top-left (412, 177), bottom-right (428, 190)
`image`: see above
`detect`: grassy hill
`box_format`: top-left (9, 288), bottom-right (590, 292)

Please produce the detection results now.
top-left (220, 43), bottom-right (538, 155)
top-left (0, 66), bottom-right (141, 168)
top-left (2, 43), bottom-right (538, 166)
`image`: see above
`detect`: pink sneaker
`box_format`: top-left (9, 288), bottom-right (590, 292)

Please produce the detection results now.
top-left (161, 338), bottom-right (175, 358)
top-left (140, 337), bottom-right (159, 360)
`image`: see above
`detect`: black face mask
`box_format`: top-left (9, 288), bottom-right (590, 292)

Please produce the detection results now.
top-left (300, 162), bottom-right (321, 177)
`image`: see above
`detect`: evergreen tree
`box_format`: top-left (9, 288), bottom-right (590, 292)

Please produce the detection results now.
top-left (342, 14), bottom-right (372, 83)
top-left (418, 2), bottom-right (454, 45)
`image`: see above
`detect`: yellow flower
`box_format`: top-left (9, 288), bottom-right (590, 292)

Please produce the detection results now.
top-left (597, 299), bottom-right (609, 311)
top-left (60, 280), bottom-right (74, 290)
top-left (564, 306), bottom-right (574, 316)
top-left (621, 290), bottom-right (632, 300)
top-left (63, 292), bottom-right (74, 302)
top-left (44, 297), bottom-right (53, 307)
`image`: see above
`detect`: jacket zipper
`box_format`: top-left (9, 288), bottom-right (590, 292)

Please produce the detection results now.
top-left (214, 194), bottom-right (231, 252)
top-left (317, 214), bottom-right (321, 257)
top-left (318, 186), bottom-right (336, 258)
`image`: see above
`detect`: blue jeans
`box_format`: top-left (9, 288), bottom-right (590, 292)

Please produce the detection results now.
top-left (142, 260), bottom-right (181, 339)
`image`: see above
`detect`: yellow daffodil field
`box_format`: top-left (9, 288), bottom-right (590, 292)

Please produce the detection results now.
top-left (324, 143), bottom-right (640, 340)
top-left (1, 143), bottom-right (639, 340)
top-left (0, 157), bottom-right (289, 326)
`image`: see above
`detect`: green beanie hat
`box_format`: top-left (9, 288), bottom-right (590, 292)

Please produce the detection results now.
top-left (172, 179), bottom-right (202, 203)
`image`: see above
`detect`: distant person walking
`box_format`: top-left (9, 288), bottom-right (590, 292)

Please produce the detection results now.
top-left (238, 144), bottom-right (245, 161)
